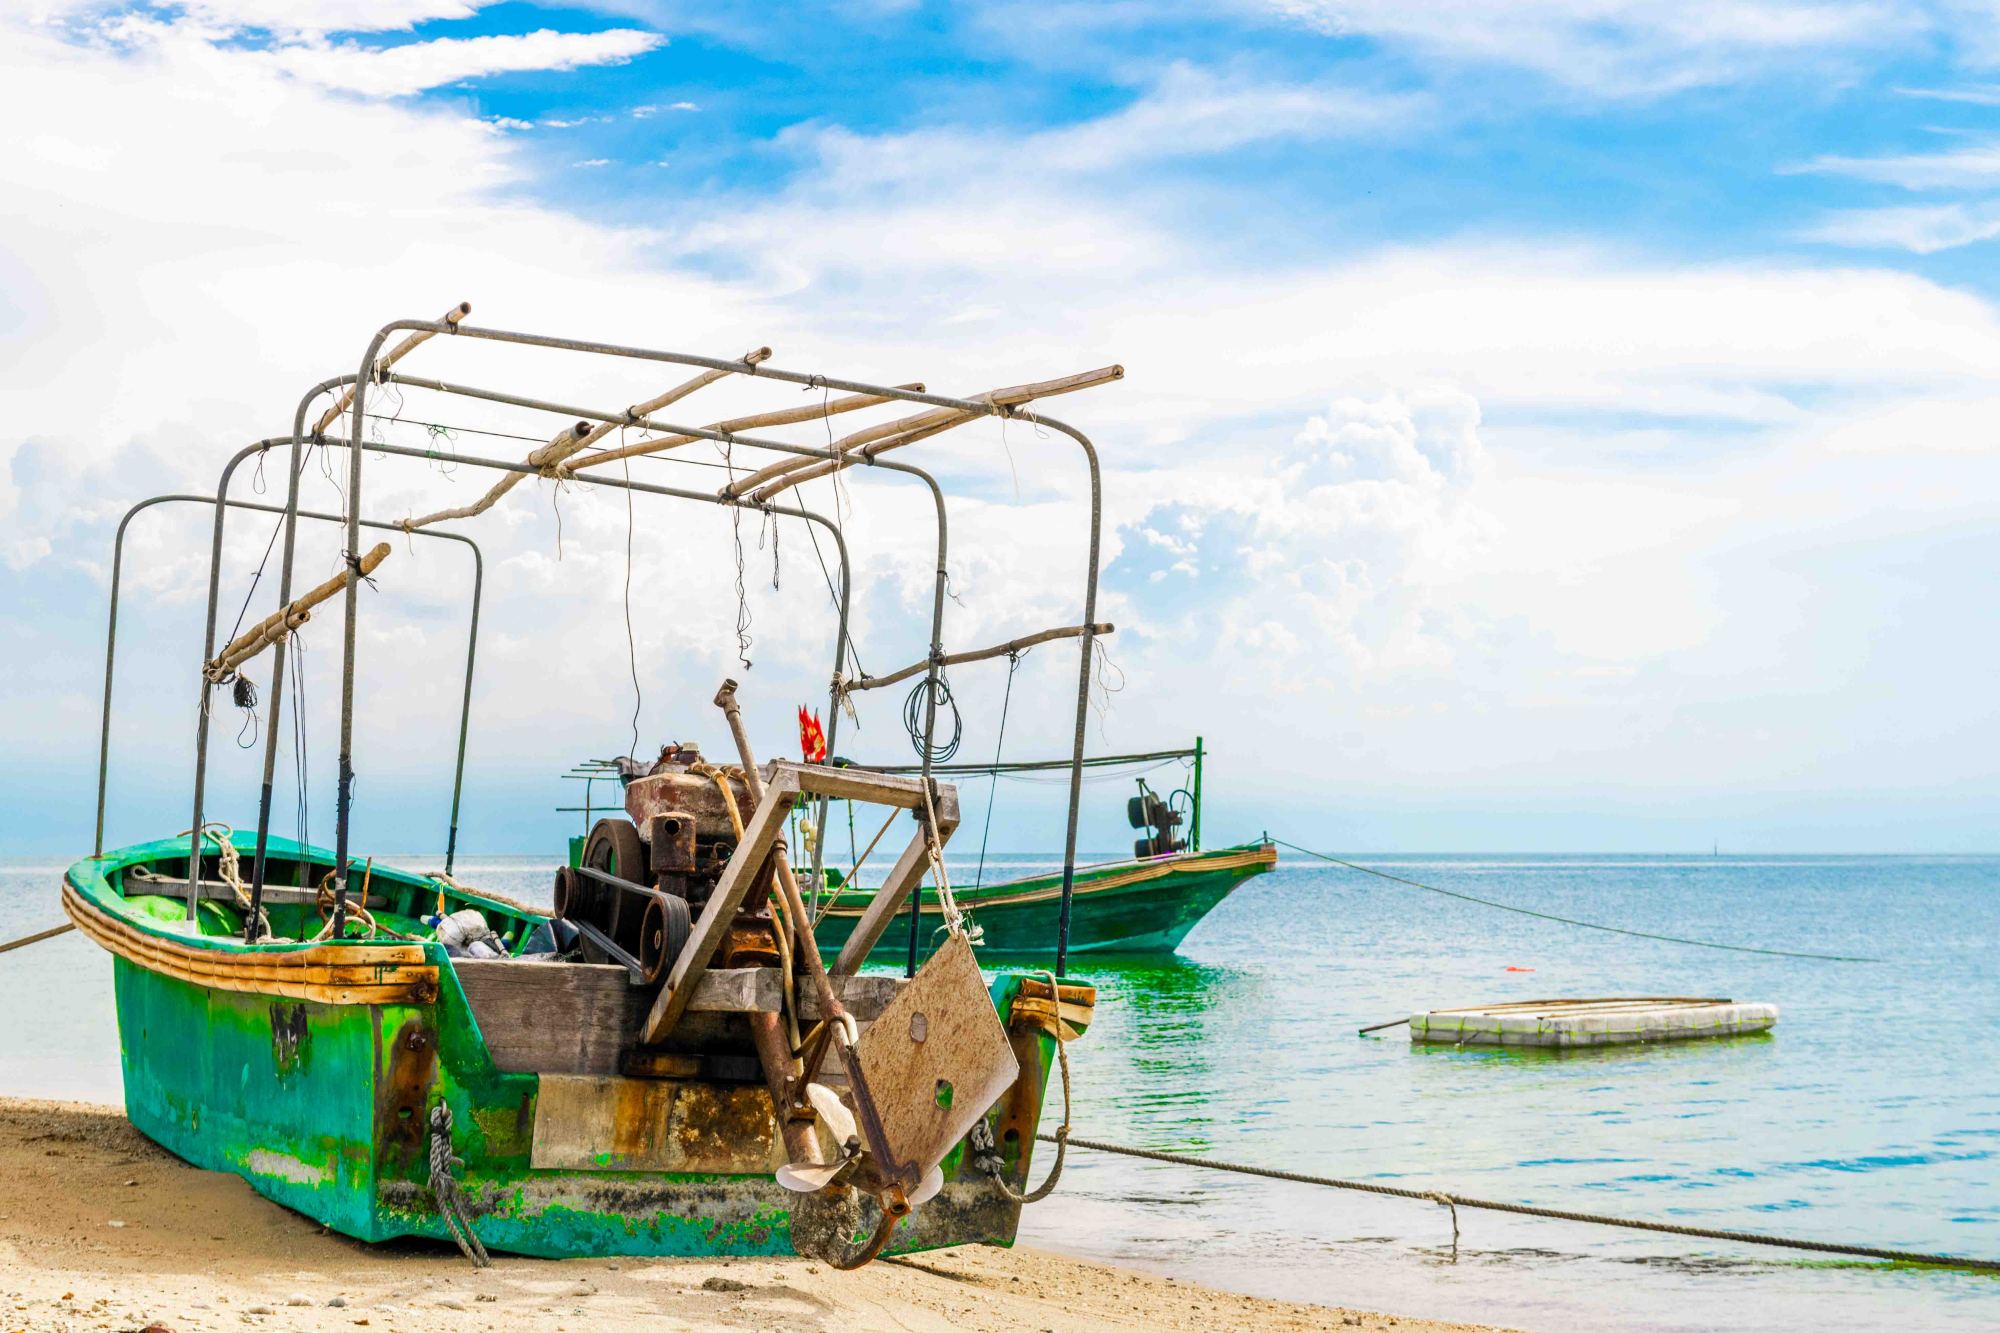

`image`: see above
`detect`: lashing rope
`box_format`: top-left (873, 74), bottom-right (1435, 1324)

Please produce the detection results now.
top-left (427, 1104), bottom-right (490, 1268)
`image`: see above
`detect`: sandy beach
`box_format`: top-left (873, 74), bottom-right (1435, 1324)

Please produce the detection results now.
top-left (0, 1098), bottom-right (1510, 1333)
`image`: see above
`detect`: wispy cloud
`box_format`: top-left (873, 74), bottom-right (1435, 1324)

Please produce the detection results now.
top-left (265, 27), bottom-right (663, 98)
top-left (1795, 141), bottom-right (2000, 189)
top-left (1804, 200), bottom-right (2000, 251)
top-left (632, 101), bottom-right (699, 117)
top-left (1267, 0), bottom-right (1918, 96)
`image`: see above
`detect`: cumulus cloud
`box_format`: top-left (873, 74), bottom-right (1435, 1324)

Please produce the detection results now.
top-left (11, 5), bottom-right (2000, 850)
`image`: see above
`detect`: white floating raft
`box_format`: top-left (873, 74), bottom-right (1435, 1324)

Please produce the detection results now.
top-left (1409, 997), bottom-right (1778, 1048)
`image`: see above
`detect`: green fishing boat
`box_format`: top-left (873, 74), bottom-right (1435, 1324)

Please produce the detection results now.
top-left (74, 307), bottom-right (1131, 1267)
top-left (811, 841), bottom-right (1278, 962)
top-left (565, 744), bottom-right (1279, 964)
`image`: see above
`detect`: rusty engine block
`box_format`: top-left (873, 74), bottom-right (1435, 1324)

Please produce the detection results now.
top-left (553, 742), bottom-right (782, 985)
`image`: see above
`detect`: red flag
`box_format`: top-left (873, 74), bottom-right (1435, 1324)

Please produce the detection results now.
top-left (798, 705), bottom-right (827, 763)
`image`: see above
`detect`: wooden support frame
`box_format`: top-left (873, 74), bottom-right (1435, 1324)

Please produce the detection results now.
top-left (641, 762), bottom-right (957, 1044)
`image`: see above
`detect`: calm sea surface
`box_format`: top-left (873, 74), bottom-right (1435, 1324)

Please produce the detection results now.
top-left (5, 851), bottom-right (1997, 1331)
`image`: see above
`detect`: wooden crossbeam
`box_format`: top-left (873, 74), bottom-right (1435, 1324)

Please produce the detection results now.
top-left (641, 766), bottom-right (800, 1043)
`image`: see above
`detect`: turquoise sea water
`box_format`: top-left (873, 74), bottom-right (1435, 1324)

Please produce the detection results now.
top-left (5, 850), bottom-right (1997, 1330)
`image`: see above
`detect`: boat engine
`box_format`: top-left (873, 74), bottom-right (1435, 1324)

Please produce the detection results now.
top-left (1128, 778), bottom-right (1186, 859)
top-left (551, 741), bottom-right (781, 982)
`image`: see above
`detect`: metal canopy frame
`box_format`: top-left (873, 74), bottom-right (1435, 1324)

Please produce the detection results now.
top-left (95, 489), bottom-right (482, 864)
top-left (176, 313), bottom-right (1106, 975)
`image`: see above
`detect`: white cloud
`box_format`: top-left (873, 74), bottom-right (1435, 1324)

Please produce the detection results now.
top-left (265, 27), bottom-right (664, 98)
top-left (1803, 200), bottom-right (2000, 251)
top-left (1266, 0), bottom-right (1918, 95)
top-left (632, 100), bottom-right (699, 117)
top-left (11, 7), bottom-right (2000, 846)
top-left (34, 1), bottom-right (492, 34)
top-left (573, 157), bottom-right (613, 167)
top-left (1797, 140), bottom-right (2000, 189)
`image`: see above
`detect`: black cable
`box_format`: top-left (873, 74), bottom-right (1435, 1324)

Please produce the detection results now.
top-left (902, 668), bottom-right (961, 764)
top-left (1268, 838), bottom-right (1883, 963)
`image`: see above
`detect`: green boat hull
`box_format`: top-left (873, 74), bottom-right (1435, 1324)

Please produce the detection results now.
top-left (69, 833), bottom-right (1080, 1260)
top-left (812, 843), bottom-right (1276, 965)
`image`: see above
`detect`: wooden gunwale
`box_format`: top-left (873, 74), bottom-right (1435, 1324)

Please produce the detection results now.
top-left (815, 843), bottom-right (1275, 917)
top-left (61, 877), bottom-right (438, 1006)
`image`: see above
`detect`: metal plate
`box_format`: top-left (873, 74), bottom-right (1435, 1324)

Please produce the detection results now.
top-left (846, 931), bottom-right (1018, 1190)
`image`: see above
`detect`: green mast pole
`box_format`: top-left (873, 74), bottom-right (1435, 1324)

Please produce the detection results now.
top-left (1191, 735), bottom-right (1204, 852)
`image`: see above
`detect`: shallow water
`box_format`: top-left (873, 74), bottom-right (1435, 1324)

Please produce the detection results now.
top-left (6, 851), bottom-right (1997, 1330)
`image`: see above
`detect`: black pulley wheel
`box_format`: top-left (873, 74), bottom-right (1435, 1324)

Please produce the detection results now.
top-left (639, 892), bottom-right (692, 983)
top-left (583, 817), bottom-right (647, 884)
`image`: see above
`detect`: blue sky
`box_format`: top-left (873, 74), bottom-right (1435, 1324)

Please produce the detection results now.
top-left (8, 1), bottom-right (2000, 855)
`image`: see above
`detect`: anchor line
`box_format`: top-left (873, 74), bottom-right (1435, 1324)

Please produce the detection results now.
top-left (1039, 1134), bottom-right (2000, 1274)
top-left (1267, 838), bottom-right (1880, 963)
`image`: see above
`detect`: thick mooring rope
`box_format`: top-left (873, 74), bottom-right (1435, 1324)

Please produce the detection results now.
top-left (428, 1104), bottom-right (490, 1268)
top-left (1268, 838), bottom-right (1881, 963)
top-left (1040, 1134), bottom-right (2000, 1273)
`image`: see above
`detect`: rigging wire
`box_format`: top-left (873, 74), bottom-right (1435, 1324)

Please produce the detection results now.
top-left (1267, 837), bottom-right (1883, 963)
top-left (971, 651), bottom-right (1021, 891)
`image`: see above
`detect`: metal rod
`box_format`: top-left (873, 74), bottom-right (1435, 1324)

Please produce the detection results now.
top-left (373, 361), bottom-right (963, 928)
top-left (100, 481), bottom-right (481, 928)
top-left (1022, 415), bottom-right (1105, 979)
top-left (444, 536), bottom-right (482, 875)
top-left (185, 440), bottom-right (274, 918)
top-left (248, 378), bottom-right (350, 938)
top-left (307, 308), bottom-right (1091, 942)
top-left (1191, 734), bottom-right (1204, 853)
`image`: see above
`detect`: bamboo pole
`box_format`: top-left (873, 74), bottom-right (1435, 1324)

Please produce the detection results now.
top-left (395, 348), bottom-right (770, 533)
top-left (842, 622), bottom-right (1114, 695)
top-left (396, 419), bottom-right (590, 530)
top-left (746, 412), bottom-right (974, 503)
top-left (204, 542), bottom-right (391, 680)
top-left (311, 302), bottom-right (470, 436)
top-left (723, 365), bottom-right (1123, 501)
top-left (562, 382), bottom-right (925, 474)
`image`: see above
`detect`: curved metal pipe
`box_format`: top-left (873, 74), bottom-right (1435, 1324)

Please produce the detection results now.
top-left (998, 414), bottom-right (1103, 977)
top-left (104, 488), bottom-right (481, 876)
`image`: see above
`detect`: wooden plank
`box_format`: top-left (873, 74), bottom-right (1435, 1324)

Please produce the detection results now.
top-left (454, 960), bottom-right (644, 1075)
top-left (691, 967), bottom-right (781, 1013)
top-left (643, 771), bottom-right (799, 1044)
top-left (781, 761), bottom-right (958, 815)
top-left (847, 932), bottom-right (1019, 1187)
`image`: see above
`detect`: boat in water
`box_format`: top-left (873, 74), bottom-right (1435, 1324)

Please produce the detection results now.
top-left (71, 305), bottom-right (1126, 1266)
top-left (563, 742), bottom-right (1279, 963)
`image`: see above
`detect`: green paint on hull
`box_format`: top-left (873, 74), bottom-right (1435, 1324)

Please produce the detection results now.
top-left (812, 844), bottom-right (1275, 965)
top-left (72, 832), bottom-right (1080, 1260)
